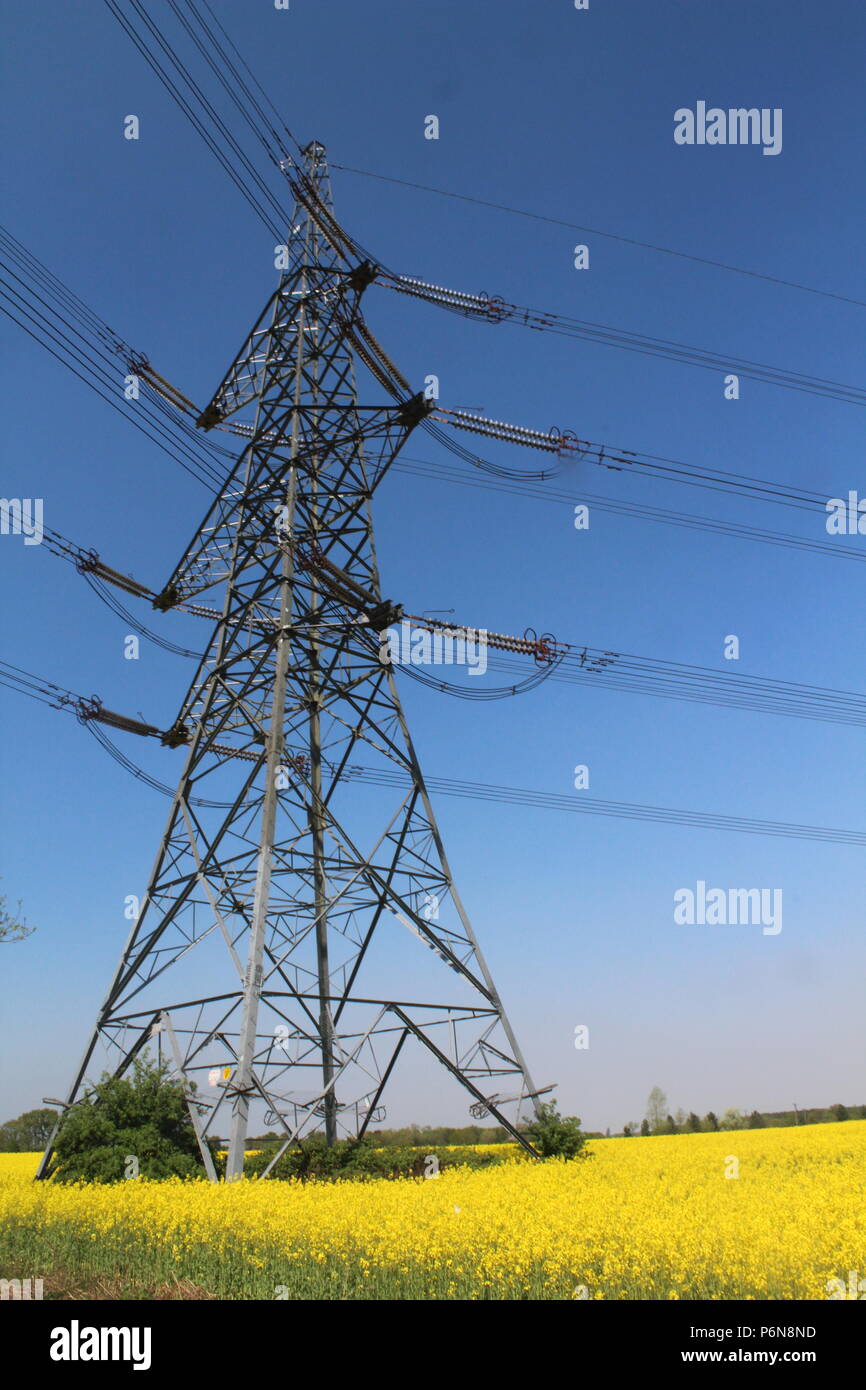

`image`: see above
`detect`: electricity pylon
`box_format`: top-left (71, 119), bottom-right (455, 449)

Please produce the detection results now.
top-left (39, 141), bottom-right (543, 1181)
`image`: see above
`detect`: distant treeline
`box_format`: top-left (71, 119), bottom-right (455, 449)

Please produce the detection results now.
top-left (3, 1104), bottom-right (863, 1154)
top-left (748, 1105), bottom-right (866, 1128)
top-left (620, 1102), bottom-right (866, 1138)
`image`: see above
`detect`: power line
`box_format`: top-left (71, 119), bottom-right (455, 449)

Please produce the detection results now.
top-left (387, 276), bottom-right (866, 410)
top-left (100, 4), bottom-right (866, 414)
top-left (183, 0), bottom-right (301, 158)
top-left (82, 574), bottom-right (202, 659)
top-left (368, 768), bottom-right (866, 848)
top-left (379, 621), bottom-right (866, 726)
top-left (0, 239), bottom-right (228, 478)
top-left (394, 456), bottom-right (863, 565)
top-left (4, 665), bottom-right (858, 847)
top-left (0, 661), bottom-right (82, 713)
top-left (102, 0), bottom-right (290, 241)
top-left (34, 520), bottom-right (866, 727)
top-left (8, 223), bottom-right (839, 529)
top-left (422, 417), bottom-right (830, 513)
top-left (0, 290), bottom-right (223, 494)
top-left (331, 162), bottom-right (866, 313)
top-left (0, 229), bottom-right (233, 492)
top-left (486, 652), bottom-right (866, 728)
top-left (7, 270), bottom-right (837, 527)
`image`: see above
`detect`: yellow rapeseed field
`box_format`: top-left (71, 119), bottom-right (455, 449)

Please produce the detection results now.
top-left (1, 1123), bottom-right (863, 1300)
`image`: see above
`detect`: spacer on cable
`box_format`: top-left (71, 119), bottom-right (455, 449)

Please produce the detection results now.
top-left (74, 548), bottom-right (100, 576)
top-left (74, 696), bottom-right (102, 726)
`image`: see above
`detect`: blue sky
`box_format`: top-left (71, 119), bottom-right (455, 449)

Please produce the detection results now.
top-left (1, 0), bottom-right (864, 1134)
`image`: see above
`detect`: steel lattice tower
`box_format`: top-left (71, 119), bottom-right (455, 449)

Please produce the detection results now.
top-left (39, 142), bottom-right (541, 1181)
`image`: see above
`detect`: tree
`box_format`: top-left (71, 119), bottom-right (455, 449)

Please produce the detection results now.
top-left (48, 1054), bottom-right (209, 1183)
top-left (640, 1119), bottom-right (650, 1137)
top-left (622, 1124), bottom-right (633, 1137)
top-left (704, 1111), bottom-right (719, 1131)
top-left (645, 1087), bottom-right (668, 1134)
top-left (665, 1113), bottom-right (677, 1135)
top-left (720, 1108), bottom-right (745, 1131)
top-left (747, 1110), bottom-right (765, 1128)
top-left (0, 1108), bottom-right (57, 1151)
top-left (674, 1108), bottom-right (687, 1130)
top-left (830, 1103), bottom-right (849, 1122)
top-left (523, 1102), bottom-right (588, 1160)
top-left (0, 883), bottom-right (35, 943)
top-left (686, 1112), bottom-right (702, 1132)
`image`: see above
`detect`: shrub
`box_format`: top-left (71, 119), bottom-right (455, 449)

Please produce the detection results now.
top-left (49, 1056), bottom-right (211, 1183)
top-left (523, 1102), bottom-right (588, 1160)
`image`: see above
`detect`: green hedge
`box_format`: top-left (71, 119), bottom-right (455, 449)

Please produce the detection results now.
top-left (242, 1136), bottom-right (521, 1181)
